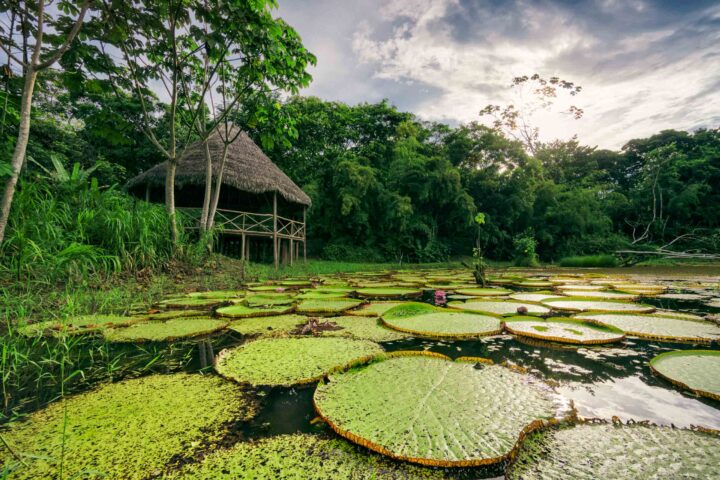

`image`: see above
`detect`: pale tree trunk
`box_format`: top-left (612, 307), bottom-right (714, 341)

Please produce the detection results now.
top-left (206, 143), bottom-right (230, 230)
top-left (199, 138), bottom-right (213, 231)
top-left (165, 161), bottom-right (178, 243)
top-left (0, 68), bottom-right (38, 243)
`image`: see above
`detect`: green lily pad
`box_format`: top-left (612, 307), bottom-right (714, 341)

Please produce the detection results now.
top-left (454, 287), bottom-right (511, 297)
top-left (164, 433), bottom-right (449, 479)
top-left (245, 293), bottom-right (297, 307)
top-left (321, 316), bottom-right (410, 342)
top-left (507, 422), bottom-right (720, 480)
top-left (0, 373), bottom-right (255, 480)
top-left (556, 285), bottom-right (606, 291)
top-left (504, 317), bottom-right (625, 345)
top-left (216, 304), bottom-right (294, 318)
top-left (509, 292), bottom-right (560, 302)
top-left (296, 298), bottom-right (364, 315)
top-left (574, 313), bottom-right (720, 343)
top-left (159, 297), bottom-right (229, 309)
top-left (17, 314), bottom-right (145, 336)
top-left (514, 280), bottom-right (553, 288)
top-left (148, 309), bottom-right (208, 321)
top-left (346, 301), bottom-right (406, 317)
top-left (248, 285), bottom-right (288, 292)
top-left (557, 290), bottom-right (638, 300)
top-left (449, 300), bottom-right (550, 316)
top-left (649, 350), bottom-right (720, 400)
top-left (187, 290), bottom-right (244, 299)
top-left (228, 314), bottom-right (307, 337)
top-left (381, 302), bottom-right (502, 338)
top-left (356, 287), bottom-right (423, 298)
top-left (296, 291), bottom-right (350, 299)
top-left (215, 337), bottom-right (383, 387)
top-left (314, 353), bottom-right (560, 467)
top-left (542, 298), bottom-right (655, 313)
top-left (103, 318), bottom-right (228, 343)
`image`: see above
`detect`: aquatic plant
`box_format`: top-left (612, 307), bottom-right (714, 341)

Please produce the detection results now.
top-left (103, 318), bottom-right (229, 343)
top-left (214, 337), bottom-right (383, 387)
top-left (504, 317), bottom-right (625, 345)
top-left (355, 287), bottom-right (423, 298)
top-left (449, 300), bottom-right (549, 316)
top-left (314, 352), bottom-right (560, 467)
top-left (215, 304), bottom-right (294, 318)
top-left (296, 298), bottom-right (363, 315)
top-left (345, 301), bottom-right (406, 317)
top-left (649, 350), bottom-right (720, 400)
top-left (454, 287), bottom-right (511, 297)
top-left (228, 314), bottom-right (308, 337)
top-left (507, 421), bottom-right (720, 479)
top-left (159, 297), bottom-right (229, 309)
top-left (541, 298), bottom-right (655, 313)
top-left (321, 316), bottom-right (410, 342)
top-left (574, 313), bottom-right (720, 343)
top-left (187, 290), bottom-right (245, 299)
top-left (381, 302), bottom-right (502, 339)
top-left (0, 373), bottom-right (256, 479)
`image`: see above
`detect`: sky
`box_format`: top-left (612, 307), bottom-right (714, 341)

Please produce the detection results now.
top-left (276, 0), bottom-right (720, 149)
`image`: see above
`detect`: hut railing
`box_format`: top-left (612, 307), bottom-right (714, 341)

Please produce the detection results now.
top-left (179, 207), bottom-right (305, 241)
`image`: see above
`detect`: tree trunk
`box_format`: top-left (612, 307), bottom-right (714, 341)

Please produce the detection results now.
top-left (199, 139), bottom-right (212, 231)
top-left (206, 143), bottom-right (230, 230)
top-left (165, 160), bottom-right (178, 244)
top-left (0, 68), bottom-right (38, 244)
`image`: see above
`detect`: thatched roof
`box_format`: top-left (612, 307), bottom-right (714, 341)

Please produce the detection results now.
top-left (126, 127), bottom-right (311, 206)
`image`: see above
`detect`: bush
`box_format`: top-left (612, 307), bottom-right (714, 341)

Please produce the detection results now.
top-left (559, 254), bottom-right (619, 268)
top-left (512, 231), bottom-right (539, 267)
top-left (321, 242), bottom-right (385, 263)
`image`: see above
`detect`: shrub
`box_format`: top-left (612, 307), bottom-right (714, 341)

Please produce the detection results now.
top-left (512, 231), bottom-right (539, 267)
top-left (321, 242), bottom-right (385, 263)
top-left (559, 254), bottom-right (619, 268)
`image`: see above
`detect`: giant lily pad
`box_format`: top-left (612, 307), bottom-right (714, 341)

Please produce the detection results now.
top-left (245, 293), bottom-right (297, 307)
top-left (449, 300), bottom-right (550, 316)
top-left (649, 350), bottom-right (720, 400)
top-left (296, 298), bottom-right (363, 315)
top-left (17, 314), bottom-right (144, 336)
top-left (148, 309), bottom-right (207, 321)
top-left (509, 292), bottom-right (560, 303)
top-left (557, 290), bottom-right (638, 300)
top-left (187, 290), bottom-right (244, 299)
top-left (574, 313), bottom-right (720, 343)
top-left (228, 314), bottom-right (307, 337)
top-left (381, 302), bottom-right (502, 339)
top-left (356, 287), bottom-right (422, 298)
top-left (103, 318), bottom-right (228, 343)
top-left (542, 298), bottom-right (655, 313)
top-left (216, 304), bottom-right (294, 318)
top-left (454, 287), bottom-right (511, 297)
top-left (165, 433), bottom-right (449, 479)
top-left (215, 337), bottom-right (383, 387)
top-left (0, 374), bottom-right (255, 479)
top-left (504, 317), bottom-right (625, 345)
top-left (322, 316), bottom-right (410, 342)
top-left (159, 297), bottom-right (229, 309)
top-left (314, 352), bottom-right (560, 467)
top-left (346, 301), bottom-right (406, 317)
top-left (507, 422), bottom-right (720, 479)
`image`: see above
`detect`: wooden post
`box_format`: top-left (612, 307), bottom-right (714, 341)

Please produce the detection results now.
top-left (303, 207), bottom-right (307, 263)
top-left (241, 233), bottom-right (246, 261)
top-left (290, 238), bottom-right (294, 266)
top-left (273, 192), bottom-right (278, 270)
top-left (145, 185), bottom-right (150, 202)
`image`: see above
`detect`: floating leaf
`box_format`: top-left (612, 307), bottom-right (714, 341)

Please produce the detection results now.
top-left (650, 350), bottom-right (720, 400)
top-left (449, 300), bottom-right (549, 316)
top-left (228, 314), bottom-right (307, 337)
top-left (454, 287), bottom-right (511, 297)
top-left (215, 337), bottom-right (383, 387)
top-left (575, 313), bottom-right (720, 343)
top-left (556, 290), bottom-right (638, 300)
top-left (314, 352), bottom-right (560, 467)
top-left (148, 309), bottom-right (208, 321)
top-left (356, 287), bottom-right (423, 298)
top-left (159, 297), bottom-right (229, 309)
top-left (381, 302), bottom-right (502, 339)
top-left (187, 290), bottom-right (245, 299)
top-left (0, 374), bottom-right (255, 480)
top-left (103, 318), bottom-right (228, 343)
top-left (542, 298), bottom-right (655, 313)
top-left (321, 316), bottom-right (410, 342)
top-left (296, 298), bottom-right (363, 315)
top-left (245, 293), bottom-right (297, 307)
top-left (504, 317), bottom-right (625, 345)
top-left (507, 422), bottom-right (720, 479)
top-left (345, 301), bottom-right (406, 317)
top-left (216, 304), bottom-right (294, 318)
top-left (509, 292), bottom-right (561, 302)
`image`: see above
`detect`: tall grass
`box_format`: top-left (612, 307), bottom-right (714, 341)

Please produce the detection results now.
top-left (559, 254), bottom-right (619, 268)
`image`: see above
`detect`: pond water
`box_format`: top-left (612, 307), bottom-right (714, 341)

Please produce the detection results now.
top-left (7, 268), bottom-right (720, 479)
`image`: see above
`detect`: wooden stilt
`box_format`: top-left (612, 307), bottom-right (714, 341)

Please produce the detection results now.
top-left (290, 238), bottom-right (294, 266)
top-left (241, 233), bottom-right (246, 261)
top-left (273, 192), bottom-right (278, 269)
top-left (145, 185), bottom-right (150, 202)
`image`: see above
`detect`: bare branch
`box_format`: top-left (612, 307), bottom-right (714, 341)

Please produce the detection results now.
top-left (36, 0), bottom-right (91, 70)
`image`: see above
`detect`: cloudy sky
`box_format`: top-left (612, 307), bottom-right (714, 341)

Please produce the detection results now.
top-left (277, 0), bottom-right (720, 149)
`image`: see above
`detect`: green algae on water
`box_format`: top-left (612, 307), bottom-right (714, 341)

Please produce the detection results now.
top-left (0, 373), bottom-right (256, 480)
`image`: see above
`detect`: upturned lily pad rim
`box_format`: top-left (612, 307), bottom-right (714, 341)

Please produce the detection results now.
top-left (381, 302), bottom-right (503, 339)
top-left (503, 317), bottom-right (626, 345)
top-left (649, 350), bottom-right (720, 401)
top-left (541, 297), bottom-right (656, 313)
top-left (574, 313), bottom-right (720, 344)
top-left (313, 350), bottom-right (564, 468)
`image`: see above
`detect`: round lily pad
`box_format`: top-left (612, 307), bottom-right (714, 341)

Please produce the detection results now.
top-left (346, 301), bottom-right (406, 317)
top-left (649, 350), bottom-right (720, 400)
top-left (296, 291), bottom-right (350, 299)
top-left (216, 304), bottom-right (294, 318)
top-left (159, 297), bottom-right (228, 309)
top-left (449, 300), bottom-right (550, 316)
top-left (557, 290), bottom-right (638, 300)
top-left (165, 433), bottom-right (449, 479)
top-left (574, 313), bottom-right (720, 343)
top-left (187, 290), bottom-right (244, 299)
top-left (322, 316), bottom-right (410, 342)
top-left (454, 287), bottom-right (511, 297)
top-left (314, 353), bottom-right (560, 467)
top-left (514, 280), bottom-right (553, 288)
top-left (381, 302), bottom-right (502, 339)
top-left (228, 314), bottom-right (307, 337)
top-left (507, 422), bottom-right (720, 480)
top-left (19, 314), bottom-right (145, 336)
top-left (504, 317), bottom-right (625, 345)
top-left (296, 298), bottom-right (363, 315)
top-left (0, 373), bottom-right (255, 479)
top-left (542, 298), bottom-right (655, 313)
top-left (556, 285), bottom-right (605, 291)
top-left (509, 292), bottom-right (561, 302)
top-left (248, 285), bottom-right (289, 292)
top-left (245, 293), bottom-right (297, 307)
top-left (215, 337), bottom-right (383, 387)
top-left (148, 309), bottom-right (208, 321)
top-left (356, 287), bottom-right (422, 298)
top-left (103, 318), bottom-right (228, 343)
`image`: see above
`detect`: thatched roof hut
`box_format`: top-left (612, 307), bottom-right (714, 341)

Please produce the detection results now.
top-left (126, 127), bottom-right (311, 207)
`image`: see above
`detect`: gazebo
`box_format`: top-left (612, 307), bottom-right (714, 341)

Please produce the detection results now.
top-left (126, 128), bottom-right (311, 268)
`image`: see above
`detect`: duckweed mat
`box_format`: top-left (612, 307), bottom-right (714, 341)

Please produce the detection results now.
top-left (0, 374), bottom-right (256, 480)
top-left (507, 422), bottom-right (720, 479)
top-left (215, 337), bottom-right (384, 387)
top-left (314, 353), bottom-right (560, 467)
